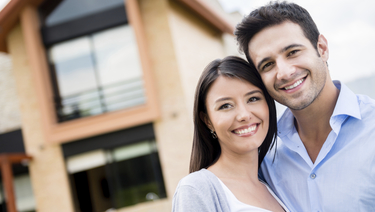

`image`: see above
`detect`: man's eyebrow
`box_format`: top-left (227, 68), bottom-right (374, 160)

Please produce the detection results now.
top-left (280, 44), bottom-right (304, 53)
top-left (256, 44), bottom-right (304, 71)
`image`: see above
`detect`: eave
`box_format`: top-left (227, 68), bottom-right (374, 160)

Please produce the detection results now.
top-left (0, 0), bottom-right (235, 53)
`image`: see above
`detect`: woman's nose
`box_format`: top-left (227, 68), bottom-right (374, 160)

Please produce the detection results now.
top-left (236, 106), bottom-right (251, 122)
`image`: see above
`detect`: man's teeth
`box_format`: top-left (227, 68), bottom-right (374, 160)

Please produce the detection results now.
top-left (284, 79), bottom-right (304, 90)
top-left (234, 125), bottom-right (257, 135)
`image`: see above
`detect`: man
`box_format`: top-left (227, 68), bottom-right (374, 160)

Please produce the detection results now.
top-left (235, 2), bottom-right (375, 212)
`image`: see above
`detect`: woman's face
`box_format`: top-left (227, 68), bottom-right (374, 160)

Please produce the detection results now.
top-left (204, 76), bottom-right (269, 156)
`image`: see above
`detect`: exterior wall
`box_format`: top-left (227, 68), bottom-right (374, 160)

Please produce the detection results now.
top-left (7, 23), bottom-right (74, 212)
top-left (139, 0), bottom-right (191, 209)
top-left (2, 0), bottom-right (235, 211)
top-left (0, 52), bottom-right (22, 133)
top-left (168, 0), bottom-right (226, 124)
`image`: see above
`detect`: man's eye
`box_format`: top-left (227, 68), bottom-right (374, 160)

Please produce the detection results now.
top-left (219, 103), bottom-right (232, 110)
top-left (262, 62), bottom-right (274, 71)
top-left (288, 50), bottom-right (299, 56)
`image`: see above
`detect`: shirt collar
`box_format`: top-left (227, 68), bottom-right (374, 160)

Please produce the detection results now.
top-left (277, 108), bottom-right (294, 137)
top-left (331, 80), bottom-right (361, 120)
top-left (277, 80), bottom-right (361, 137)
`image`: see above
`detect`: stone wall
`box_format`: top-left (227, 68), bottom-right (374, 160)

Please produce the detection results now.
top-left (0, 52), bottom-right (22, 133)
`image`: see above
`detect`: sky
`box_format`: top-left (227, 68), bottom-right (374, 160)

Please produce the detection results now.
top-left (218, 0), bottom-right (375, 83)
top-left (1, 0), bottom-right (375, 83)
top-left (0, 0), bottom-right (7, 11)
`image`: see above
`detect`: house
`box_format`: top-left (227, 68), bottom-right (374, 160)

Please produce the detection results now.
top-left (0, 0), bottom-right (239, 211)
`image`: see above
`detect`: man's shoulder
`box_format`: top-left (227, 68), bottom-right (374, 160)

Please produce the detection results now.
top-left (356, 94), bottom-right (375, 121)
top-left (357, 94), bottom-right (375, 108)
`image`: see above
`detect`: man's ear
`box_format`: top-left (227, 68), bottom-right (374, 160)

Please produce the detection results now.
top-left (317, 34), bottom-right (329, 62)
top-left (200, 112), bottom-right (213, 131)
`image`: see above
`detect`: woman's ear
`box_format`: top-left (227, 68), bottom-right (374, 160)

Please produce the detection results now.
top-left (200, 112), bottom-right (213, 131)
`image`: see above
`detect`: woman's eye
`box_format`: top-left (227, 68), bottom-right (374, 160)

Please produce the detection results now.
top-left (219, 103), bottom-right (232, 110)
top-left (248, 97), bottom-right (260, 102)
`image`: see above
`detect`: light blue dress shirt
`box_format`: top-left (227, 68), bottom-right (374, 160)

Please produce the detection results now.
top-left (261, 81), bottom-right (375, 212)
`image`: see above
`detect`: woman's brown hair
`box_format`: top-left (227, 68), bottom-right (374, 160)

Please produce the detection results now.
top-left (189, 56), bottom-right (277, 173)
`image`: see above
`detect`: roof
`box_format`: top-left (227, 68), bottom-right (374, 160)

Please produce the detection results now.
top-left (0, 0), bottom-right (235, 53)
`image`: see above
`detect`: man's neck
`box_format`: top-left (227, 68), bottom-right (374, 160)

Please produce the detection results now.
top-left (291, 80), bottom-right (339, 163)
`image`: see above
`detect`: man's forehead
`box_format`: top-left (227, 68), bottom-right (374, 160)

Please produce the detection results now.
top-left (248, 22), bottom-right (306, 60)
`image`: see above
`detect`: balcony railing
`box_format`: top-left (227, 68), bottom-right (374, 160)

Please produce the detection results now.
top-left (56, 77), bottom-right (146, 122)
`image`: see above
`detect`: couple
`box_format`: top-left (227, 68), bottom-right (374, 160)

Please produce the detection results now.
top-left (173, 2), bottom-right (375, 212)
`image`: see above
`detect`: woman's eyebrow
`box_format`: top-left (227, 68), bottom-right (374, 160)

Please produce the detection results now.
top-left (215, 97), bottom-right (232, 103)
top-left (245, 90), bottom-right (262, 96)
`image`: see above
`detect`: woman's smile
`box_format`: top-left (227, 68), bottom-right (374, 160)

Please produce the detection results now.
top-left (232, 123), bottom-right (259, 136)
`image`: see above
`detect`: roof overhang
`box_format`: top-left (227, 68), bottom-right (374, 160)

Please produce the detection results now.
top-left (0, 0), bottom-right (235, 53)
top-left (0, 0), bottom-right (43, 52)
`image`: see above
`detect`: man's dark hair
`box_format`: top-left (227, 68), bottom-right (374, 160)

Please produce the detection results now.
top-left (235, 1), bottom-right (320, 65)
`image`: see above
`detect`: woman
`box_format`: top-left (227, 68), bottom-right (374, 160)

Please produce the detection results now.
top-left (172, 56), bottom-right (288, 212)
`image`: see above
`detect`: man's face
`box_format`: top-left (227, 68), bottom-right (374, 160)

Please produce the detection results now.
top-left (248, 21), bottom-right (329, 110)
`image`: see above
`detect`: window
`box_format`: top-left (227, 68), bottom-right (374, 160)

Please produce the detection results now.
top-left (0, 130), bottom-right (35, 212)
top-left (48, 25), bottom-right (145, 121)
top-left (0, 171), bottom-right (35, 212)
top-left (62, 124), bottom-right (167, 211)
top-left (40, 0), bottom-right (146, 122)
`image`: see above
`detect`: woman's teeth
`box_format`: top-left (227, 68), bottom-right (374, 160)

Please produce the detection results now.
top-left (234, 125), bottom-right (257, 135)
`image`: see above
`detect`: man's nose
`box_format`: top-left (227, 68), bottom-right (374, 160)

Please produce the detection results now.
top-left (276, 59), bottom-right (296, 80)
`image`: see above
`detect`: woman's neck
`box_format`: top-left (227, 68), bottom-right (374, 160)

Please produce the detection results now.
top-left (207, 150), bottom-right (259, 183)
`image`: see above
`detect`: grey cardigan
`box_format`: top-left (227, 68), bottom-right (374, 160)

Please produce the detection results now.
top-left (172, 169), bottom-right (230, 212)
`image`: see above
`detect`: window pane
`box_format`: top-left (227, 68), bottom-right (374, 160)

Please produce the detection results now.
top-left (14, 174), bottom-right (36, 212)
top-left (49, 37), bottom-right (98, 97)
top-left (46, 0), bottom-right (124, 26)
top-left (108, 155), bottom-right (166, 208)
top-left (92, 25), bottom-right (146, 112)
top-left (92, 25), bottom-right (143, 85)
top-left (49, 36), bottom-right (104, 119)
top-left (107, 141), bottom-right (166, 208)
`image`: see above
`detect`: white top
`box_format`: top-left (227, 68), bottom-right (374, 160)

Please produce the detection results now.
top-left (217, 178), bottom-right (290, 212)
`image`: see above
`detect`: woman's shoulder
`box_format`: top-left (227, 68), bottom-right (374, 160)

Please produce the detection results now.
top-left (172, 169), bottom-right (230, 212)
top-left (177, 169), bottom-right (218, 188)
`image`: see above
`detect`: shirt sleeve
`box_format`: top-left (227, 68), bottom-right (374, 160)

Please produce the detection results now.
top-left (172, 184), bottom-right (213, 212)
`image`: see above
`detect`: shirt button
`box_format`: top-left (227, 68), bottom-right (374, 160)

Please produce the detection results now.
top-left (310, 173), bottom-right (316, 179)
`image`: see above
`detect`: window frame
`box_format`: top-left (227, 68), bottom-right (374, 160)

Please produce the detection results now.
top-left (20, 0), bottom-right (160, 144)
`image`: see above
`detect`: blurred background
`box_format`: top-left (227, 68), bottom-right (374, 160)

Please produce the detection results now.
top-left (0, 0), bottom-right (374, 212)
